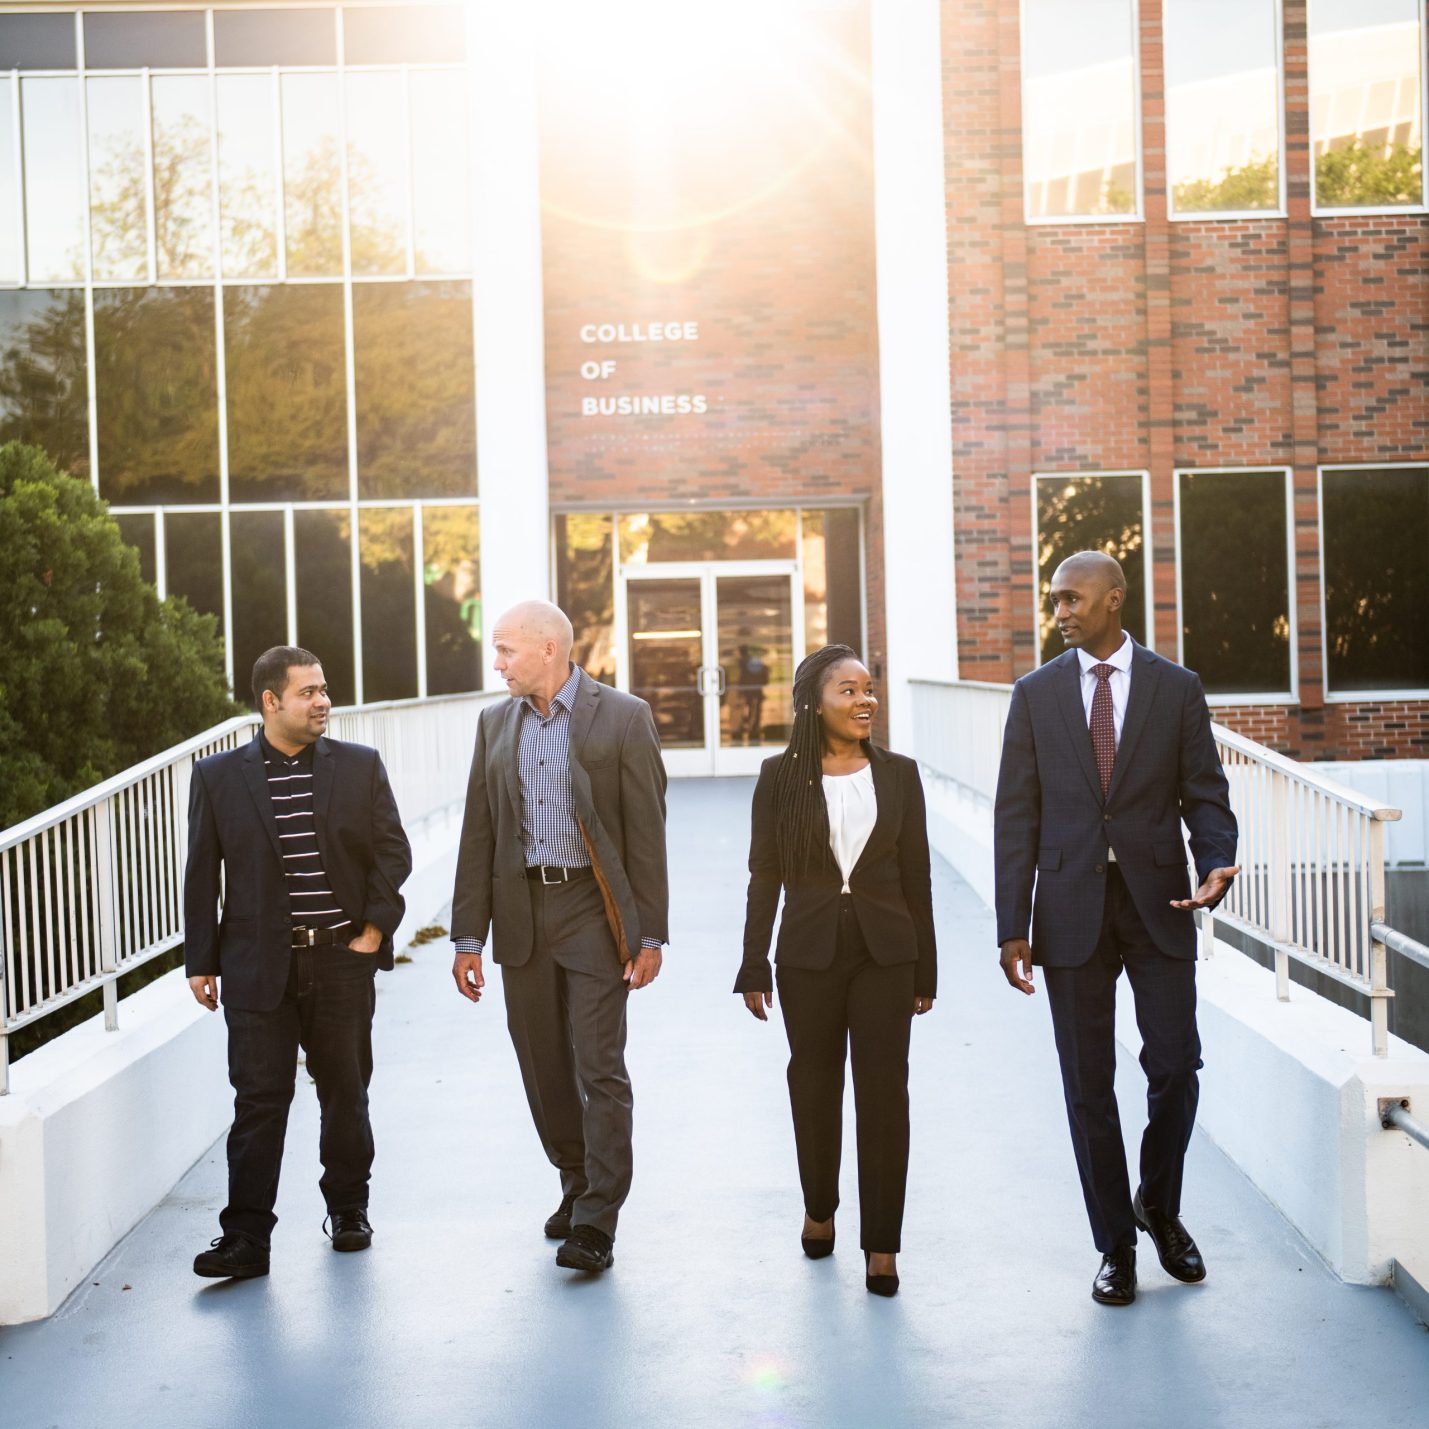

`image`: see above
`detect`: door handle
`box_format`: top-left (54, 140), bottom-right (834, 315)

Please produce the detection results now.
top-left (697, 665), bottom-right (725, 697)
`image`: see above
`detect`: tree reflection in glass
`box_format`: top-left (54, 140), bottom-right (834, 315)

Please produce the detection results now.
top-left (152, 76), bottom-right (214, 280)
top-left (619, 510), bottom-right (797, 563)
top-left (554, 513), bottom-right (615, 684)
top-left (423, 506), bottom-right (481, 694)
top-left (294, 508), bottom-right (355, 704)
top-left (359, 507), bottom-right (418, 701)
top-left (230, 510), bottom-right (287, 707)
top-left (281, 73), bottom-right (343, 276)
top-left (217, 74), bottom-right (279, 278)
top-left (347, 71), bottom-right (408, 276)
top-left (22, 78), bottom-right (86, 282)
top-left (86, 76), bottom-right (148, 282)
top-left (164, 511), bottom-right (225, 631)
top-left (0, 289), bottom-right (89, 478)
top-left (411, 70), bottom-right (471, 273)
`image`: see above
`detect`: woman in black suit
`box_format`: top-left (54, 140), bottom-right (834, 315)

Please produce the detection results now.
top-left (735, 643), bottom-right (936, 1296)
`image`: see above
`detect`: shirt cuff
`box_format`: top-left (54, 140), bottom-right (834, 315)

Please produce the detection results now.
top-left (640, 937), bottom-right (662, 950)
top-left (453, 936), bottom-right (484, 956)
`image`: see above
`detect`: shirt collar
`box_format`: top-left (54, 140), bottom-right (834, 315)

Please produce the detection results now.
top-left (259, 730), bottom-right (315, 767)
top-left (524, 664), bottom-right (582, 720)
top-left (1077, 631), bottom-right (1133, 676)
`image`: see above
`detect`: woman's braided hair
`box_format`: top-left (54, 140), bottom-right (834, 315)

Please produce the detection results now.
top-left (771, 643), bottom-right (866, 881)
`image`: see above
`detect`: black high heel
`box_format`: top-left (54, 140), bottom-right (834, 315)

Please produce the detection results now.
top-left (801, 1216), bottom-right (835, 1259)
top-left (864, 1251), bottom-right (899, 1296)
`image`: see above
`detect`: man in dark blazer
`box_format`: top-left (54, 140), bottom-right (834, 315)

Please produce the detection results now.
top-left (450, 601), bottom-right (668, 1274)
top-left (994, 552), bottom-right (1238, 1306)
top-left (185, 646), bottom-right (411, 1279)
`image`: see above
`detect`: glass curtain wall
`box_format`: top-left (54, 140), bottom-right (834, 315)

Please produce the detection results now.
top-left (0, 5), bottom-right (479, 706)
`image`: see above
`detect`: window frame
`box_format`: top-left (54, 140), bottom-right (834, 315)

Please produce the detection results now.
top-left (1173, 465), bottom-right (1297, 704)
top-left (1317, 460), bottom-right (1429, 701)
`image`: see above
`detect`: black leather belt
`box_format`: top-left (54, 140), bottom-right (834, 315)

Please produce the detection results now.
top-left (525, 865), bottom-right (594, 885)
top-left (291, 926), bottom-right (347, 948)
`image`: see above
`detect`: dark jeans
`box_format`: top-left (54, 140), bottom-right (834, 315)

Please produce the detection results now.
top-left (220, 946), bottom-right (378, 1245)
top-left (776, 897), bottom-right (915, 1253)
top-left (1044, 865), bottom-right (1203, 1254)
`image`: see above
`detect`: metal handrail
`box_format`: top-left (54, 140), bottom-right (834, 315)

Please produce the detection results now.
top-left (1380, 1099), bottom-right (1429, 1154)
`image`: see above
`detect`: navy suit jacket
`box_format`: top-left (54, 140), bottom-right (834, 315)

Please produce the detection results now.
top-left (993, 642), bottom-right (1237, 967)
top-left (183, 734), bottom-right (412, 1010)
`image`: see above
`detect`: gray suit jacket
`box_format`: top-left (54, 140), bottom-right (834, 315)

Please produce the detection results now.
top-left (450, 670), bottom-right (669, 964)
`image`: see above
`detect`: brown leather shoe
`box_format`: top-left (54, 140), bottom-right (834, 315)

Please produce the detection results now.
top-left (1092, 1246), bottom-right (1136, 1305)
top-left (1134, 1189), bottom-right (1206, 1283)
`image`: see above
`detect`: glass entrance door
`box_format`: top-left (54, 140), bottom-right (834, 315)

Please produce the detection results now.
top-left (622, 561), bottom-right (801, 775)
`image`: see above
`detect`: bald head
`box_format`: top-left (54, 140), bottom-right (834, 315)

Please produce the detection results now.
top-left (494, 600), bottom-right (574, 655)
top-left (1053, 550), bottom-right (1126, 595)
top-left (1049, 550), bottom-right (1128, 658)
top-left (490, 601), bottom-right (576, 706)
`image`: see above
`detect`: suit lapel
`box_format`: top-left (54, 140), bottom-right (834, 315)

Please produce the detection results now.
top-left (312, 736), bottom-right (334, 863)
top-left (501, 699), bottom-right (524, 823)
top-left (241, 735), bottom-right (285, 864)
top-left (568, 669), bottom-right (599, 765)
top-left (851, 746), bottom-right (896, 874)
top-left (1106, 642), bottom-right (1159, 805)
top-left (1054, 651), bottom-right (1104, 803)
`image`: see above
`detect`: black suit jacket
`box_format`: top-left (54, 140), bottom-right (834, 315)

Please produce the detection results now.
top-left (450, 669), bottom-right (669, 964)
top-left (736, 745), bottom-right (938, 997)
top-left (183, 734), bottom-right (413, 1010)
top-left (993, 642), bottom-right (1237, 968)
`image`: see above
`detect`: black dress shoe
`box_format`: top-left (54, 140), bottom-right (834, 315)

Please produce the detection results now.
top-left (327, 1209), bottom-right (373, 1252)
top-left (556, 1224), bottom-right (614, 1272)
top-left (801, 1216), bottom-right (835, 1259)
top-left (864, 1252), bottom-right (899, 1297)
top-left (193, 1233), bottom-right (269, 1279)
top-left (545, 1193), bottom-right (578, 1240)
top-left (1092, 1246), bottom-right (1136, 1305)
top-left (1133, 1189), bottom-right (1206, 1283)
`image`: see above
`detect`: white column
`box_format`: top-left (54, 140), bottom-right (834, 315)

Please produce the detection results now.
top-left (469, 2), bottom-right (551, 692)
top-left (870, 0), bottom-right (958, 750)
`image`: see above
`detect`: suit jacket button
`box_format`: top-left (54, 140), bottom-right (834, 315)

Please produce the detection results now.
top-left (1095, 864), bottom-right (1105, 874)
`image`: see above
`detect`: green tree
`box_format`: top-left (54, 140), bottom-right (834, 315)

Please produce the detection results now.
top-left (1173, 153), bottom-right (1279, 214)
top-left (1315, 141), bottom-right (1424, 207)
top-left (0, 442), bottom-right (240, 829)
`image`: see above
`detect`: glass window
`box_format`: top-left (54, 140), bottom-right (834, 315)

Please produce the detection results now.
top-left (281, 73), bottom-right (343, 276)
top-left (1022, 0), bottom-right (1139, 220)
top-left (410, 70), bottom-right (471, 273)
top-left (1179, 471), bottom-right (1290, 694)
top-left (352, 281), bottom-right (475, 498)
top-left (22, 79), bottom-right (85, 282)
top-left (294, 509), bottom-right (355, 705)
top-left (1323, 467), bottom-right (1429, 692)
top-left (224, 284), bottom-right (348, 502)
top-left (359, 507), bottom-right (418, 702)
top-left (346, 71), bottom-right (408, 275)
top-left (94, 287), bottom-right (219, 505)
top-left (152, 75), bottom-right (214, 280)
top-left (619, 510), bottom-right (798, 564)
top-left (0, 81), bottom-right (18, 282)
top-left (555, 513), bottom-right (615, 685)
top-left (423, 506), bottom-right (481, 694)
top-left (1310, 0), bottom-right (1425, 209)
top-left (114, 513), bottom-right (157, 589)
top-left (0, 289), bottom-right (90, 479)
top-left (1165, 0), bottom-right (1281, 215)
top-left (87, 77), bottom-right (148, 282)
top-left (84, 12), bottom-right (207, 70)
top-left (217, 74), bottom-right (279, 279)
top-left (343, 5), bottom-right (467, 66)
top-left (0, 14), bottom-right (76, 70)
top-left (801, 508), bottom-right (863, 657)
top-left (214, 10), bottom-right (336, 69)
top-left (230, 510), bottom-right (287, 707)
top-left (1036, 474), bottom-right (1147, 664)
top-left (164, 510), bottom-right (224, 628)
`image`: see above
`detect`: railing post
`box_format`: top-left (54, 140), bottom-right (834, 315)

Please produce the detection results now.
top-left (93, 804), bottom-right (120, 1033)
top-left (1270, 777), bottom-right (1291, 1002)
top-left (1368, 818), bottom-right (1391, 1058)
top-left (0, 1026), bottom-right (8, 1096)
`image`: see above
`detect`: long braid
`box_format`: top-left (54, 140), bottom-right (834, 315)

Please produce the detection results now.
top-left (772, 643), bottom-right (862, 881)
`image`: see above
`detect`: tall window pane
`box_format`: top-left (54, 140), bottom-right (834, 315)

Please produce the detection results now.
top-left (165, 511), bottom-right (224, 628)
top-left (346, 72), bottom-right (408, 276)
top-left (295, 509), bottom-right (355, 704)
top-left (802, 508), bottom-right (863, 656)
top-left (281, 73), bottom-right (343, 276)
top-left (230, 510), bottom-right (287, 707)
top-left (152, 75), bottom-right (214, 280)
top-left (1022, 0), bottom-right (1138, 220)
top-left (423, 506), bottom-right (481, 694)
top-left (217, 74), bottom-right (279, 279)
top-left (22, 79), bottom-right (85, 282)
top-left (555, 513), bottom-right (615, 685)
top-left (410, 70), bottom-right (471, 273)
top-left (0, 289), bottom-right (89, 479)
top-left (359, 508), bottom-right (418, 701)
top-left (1166, 0), bottom-right (1281, 214)
top-left (224, 284), bottom-right (348, 502)
top-left (1323, 468), bottom-right (1429, 692)
top-left (1310, 0), bottom-right (1425, 208)
top-left (87, 76), bottom-right (148, 282)
top-left (1179, 471), bottom-right (1290, 694)
top-left (0, 81), bottom-right (19, 282)
top-left (94, 287), bottom-right (219, 504)
top-left (1036, 474), bottom-right (1146, 664)
top-left (114, 513), bottom-right (157, 589)
top-left (353, 281), bottom-right (475, 497)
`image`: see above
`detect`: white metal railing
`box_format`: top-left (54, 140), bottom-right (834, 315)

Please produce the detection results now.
top-left (0, 691), bottom-right (495, 1093)
top-left (909, 679), bottom-right (1405, 1056)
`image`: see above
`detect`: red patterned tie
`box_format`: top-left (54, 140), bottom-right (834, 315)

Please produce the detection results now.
top-left (1090, 664), bottom-right (1117, 798)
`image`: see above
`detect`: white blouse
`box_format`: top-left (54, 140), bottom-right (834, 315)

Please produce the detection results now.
top-left (824, 763), bottom-right (877, 893)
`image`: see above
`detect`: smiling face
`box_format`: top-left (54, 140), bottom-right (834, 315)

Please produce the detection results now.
top-left (817, 658), bottom-right (877, 747)
top-left (262, 664), bottom-right (330, 749)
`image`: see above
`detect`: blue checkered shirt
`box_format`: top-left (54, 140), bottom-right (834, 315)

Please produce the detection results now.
top-left (454, 666), bottom-right (661, 956)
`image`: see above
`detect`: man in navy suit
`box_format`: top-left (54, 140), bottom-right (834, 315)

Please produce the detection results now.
top-left (184, 646), bottom-right (411, 1279)
top-left (994, 552), bottom-right (1238, 1306)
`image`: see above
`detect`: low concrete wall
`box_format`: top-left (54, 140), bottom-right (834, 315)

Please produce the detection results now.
top-left (0, 814), bottom-right (460, 1325)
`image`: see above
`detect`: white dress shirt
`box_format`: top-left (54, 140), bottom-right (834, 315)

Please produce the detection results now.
top-left (1077, 632), bottom-right (1133, 859)
top-left (824, 764), bottom-right (877, 894)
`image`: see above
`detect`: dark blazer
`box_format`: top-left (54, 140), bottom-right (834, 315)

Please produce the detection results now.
top-left (183, 734), bottom-right (413, 1011)
top-left (450, 669), bottom-right (669, 964)
top-left (993, 641), bottom-right (1238, 968)
top-left (735, 745), bottom-right (937, 998)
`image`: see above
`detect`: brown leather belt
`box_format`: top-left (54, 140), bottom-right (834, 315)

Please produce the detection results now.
top-left (291, 926), bottom-right (348, 948)
top-left (525, 865), bottom-right (594, 885)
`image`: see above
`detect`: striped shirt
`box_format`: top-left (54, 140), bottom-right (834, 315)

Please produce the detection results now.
top-left (261, 733), bottom-right (351, 935)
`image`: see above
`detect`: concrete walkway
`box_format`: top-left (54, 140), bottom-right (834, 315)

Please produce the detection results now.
top-left (2, 779), bottom-right (1426, 1429)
